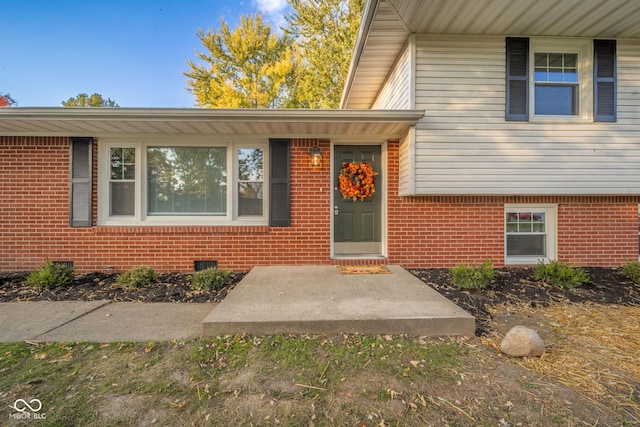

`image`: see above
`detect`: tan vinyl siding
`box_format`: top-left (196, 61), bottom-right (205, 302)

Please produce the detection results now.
top-left (373, 42), bottom-right (412, 110)
top-left (411, 35), bottom-right (640, 195)
top-left (618, 39), bottom-right (640, 120)
top-left (398, 129), bottom-right (414, 195)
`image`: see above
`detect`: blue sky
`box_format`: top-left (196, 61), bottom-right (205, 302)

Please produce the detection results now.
top-left (1, 0), bottom-right (289, 107)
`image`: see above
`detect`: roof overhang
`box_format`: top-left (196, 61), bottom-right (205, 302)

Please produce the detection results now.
top-left (342, 0), bottom-right (640, 109)
top-left (0, 107), bottom-right (424, 139)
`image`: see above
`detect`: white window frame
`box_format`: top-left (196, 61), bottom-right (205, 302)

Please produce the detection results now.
top-left (530, 38), bottom-right (593, 122)
top-left (98, 137), bottom-right (269, 226)
top-left (234, 145), bottom-right (266, 221)
top-left (504, 204), bottom-right (557, 265)
top-left (104, 142), bottom-right (141, 222)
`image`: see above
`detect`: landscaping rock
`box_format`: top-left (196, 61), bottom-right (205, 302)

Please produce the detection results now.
top-left (500, 325), bottom-right (545, 357)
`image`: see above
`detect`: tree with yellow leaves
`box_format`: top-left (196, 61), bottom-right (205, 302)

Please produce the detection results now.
top-left (285, 0), bottom-right (364, 109)
top-left (185, 14), bottom-right (296, 108)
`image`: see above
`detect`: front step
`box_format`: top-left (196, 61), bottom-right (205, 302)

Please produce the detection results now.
top-left (330, 256), bottom-right (388, 266)
top-left (202, 265), bottom-right (475, 336)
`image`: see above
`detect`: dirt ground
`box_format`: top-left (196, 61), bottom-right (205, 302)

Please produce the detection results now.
top-left (1, 266), bottom-right (639, 425)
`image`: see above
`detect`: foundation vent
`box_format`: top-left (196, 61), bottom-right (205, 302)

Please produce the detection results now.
top-left (194, 260), bottom-right (218, 272)
top-left (53, 261), bottom-right (74, 269)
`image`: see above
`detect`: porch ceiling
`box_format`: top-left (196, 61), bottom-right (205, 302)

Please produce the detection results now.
top-left (0, 108), bottom-right (424, 139)
top-left (342, 0), bottom-right (640, 109)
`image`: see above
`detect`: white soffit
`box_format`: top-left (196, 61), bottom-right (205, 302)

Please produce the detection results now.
top-left (0, 108), bottom-right (424, 138)
top-left (342, 0), bottom-right (640, 109)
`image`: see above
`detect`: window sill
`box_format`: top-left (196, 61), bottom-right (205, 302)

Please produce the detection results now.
top-left (97, 217), bottom-right (268, 227)
top-left (94, 225), bottom-right (271, 235)
top-left (505, 256), bottom-right (549, 266)
top-left (529, 115), bottom-right (592, 124)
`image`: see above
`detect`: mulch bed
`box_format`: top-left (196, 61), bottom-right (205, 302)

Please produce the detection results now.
top-left (0, 272), bottom-right (245, 304)
top-left (411, 266), bottom-right (640, 335)
top-left (2, 267), bottom-right (638, 337)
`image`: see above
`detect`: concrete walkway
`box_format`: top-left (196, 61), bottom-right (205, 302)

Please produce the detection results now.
top-left (0, 301), bottom-right (214, 343)
top-left (0, 265), bottom-right (474, 343)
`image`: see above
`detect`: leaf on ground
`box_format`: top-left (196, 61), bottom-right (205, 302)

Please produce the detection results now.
top-left (387, 389), bottom-right (400, 399)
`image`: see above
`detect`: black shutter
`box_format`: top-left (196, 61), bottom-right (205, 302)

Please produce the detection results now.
top-left (69, 137), bottom-right (93, 227)
top-left (506, 37), bottom-right (529, 121)
top-left (269, 139), bottom-right (291, 226)
top-left (594, 39), bottom-right (617, 122)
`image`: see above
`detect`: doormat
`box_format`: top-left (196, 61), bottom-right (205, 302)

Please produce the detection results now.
top-left (338, 265), bottom-right (391, 274)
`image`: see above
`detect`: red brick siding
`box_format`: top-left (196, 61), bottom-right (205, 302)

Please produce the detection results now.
top-left (0, 137), bottom-right (72, 270)
top-left (0, 136), bottom-right (638, 272)
top-left (0, 137), bottom-right (333, 272)
top-left (558, 203), bottom-right (638, 266)
top-left (385, 140), bottom-right (640, 268)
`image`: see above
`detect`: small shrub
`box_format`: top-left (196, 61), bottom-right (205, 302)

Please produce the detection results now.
top-left (117, 266), bottom-right (158, 289)
top-left (533, 260), bottom-right (589, 289)
top-left (622, 260), bottom-right (640, 285)
top-left (25, 260), bottom-right (74, 290)
top-left (191, 267), bottom-right (231, 291)
top-left (449, 260), bottom-right (495, 290)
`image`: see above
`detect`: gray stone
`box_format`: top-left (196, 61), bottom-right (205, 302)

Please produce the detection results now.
top-left (500, 325), bottom-right (545, 357)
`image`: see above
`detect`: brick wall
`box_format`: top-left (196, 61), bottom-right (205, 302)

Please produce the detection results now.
top-left (0, 137), bottom-right (72, 270)
top-left (0, 136), bottom-right (638, 272)
top-left (0, 137), bottom-right (333, 272)
top-left (385, 140), bottom-right (640, 268)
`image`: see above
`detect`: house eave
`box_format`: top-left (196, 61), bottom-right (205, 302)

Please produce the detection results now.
top-left (341, 0), bottom-right (640, 109)
top-left (0, 107), bottom-right (424, 139)
top-left (340, 0), bottom-right (381, 110)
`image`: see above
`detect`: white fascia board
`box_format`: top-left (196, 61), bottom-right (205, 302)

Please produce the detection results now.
top-left (339, 0), bottom-right (380, 109)
top-left (0, 107), bottom-right (423, 123)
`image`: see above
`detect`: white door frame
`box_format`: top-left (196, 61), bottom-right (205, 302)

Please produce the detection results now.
top-left (330, 140), bottom-right (388, 259)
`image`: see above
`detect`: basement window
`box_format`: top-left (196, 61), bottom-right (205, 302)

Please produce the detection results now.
top-left (505, 204), bottom-right (557, 265)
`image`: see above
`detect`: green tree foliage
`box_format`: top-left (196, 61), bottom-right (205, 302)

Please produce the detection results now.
top-left (285, 0), bottom-right (365, 108)
top-left (185, 14), bottom-right (296, 108)
top-left (0, 93), bottom-right (17, 107)
top-left (62, 93), bottom-right (119, 107)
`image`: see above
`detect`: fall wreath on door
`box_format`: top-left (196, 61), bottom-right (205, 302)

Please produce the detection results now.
top-left (338, 161), bottom-right (378, 201)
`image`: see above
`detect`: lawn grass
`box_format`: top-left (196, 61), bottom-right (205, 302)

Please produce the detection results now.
top-left (0, 333), bottom-right (633, 426)
top-left (1, 336), bottom-right (463, 426)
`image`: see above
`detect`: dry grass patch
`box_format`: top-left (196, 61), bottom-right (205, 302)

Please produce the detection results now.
top-left (485, 302), bottom-right (640, 424)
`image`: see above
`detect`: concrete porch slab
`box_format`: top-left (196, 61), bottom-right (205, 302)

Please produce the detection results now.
top-left (202, 265), bottom-right (475, 336)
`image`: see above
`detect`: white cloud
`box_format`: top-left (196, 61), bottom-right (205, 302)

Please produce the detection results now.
top-left (255, 0), bottom-right (288, 14)
top-left (254, 0), bottom-right (289, 30)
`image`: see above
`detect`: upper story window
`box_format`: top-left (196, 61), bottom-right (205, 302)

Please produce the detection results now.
top-left (534, 52), bottom-right (579, 116)
top-left (98, 139), bottom-right (268, 226)
top-left (506, 38), bottom-right (616, 122)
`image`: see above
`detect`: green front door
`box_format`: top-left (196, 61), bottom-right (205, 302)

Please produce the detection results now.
top-left (334, 145), bottom-right (382, 255)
